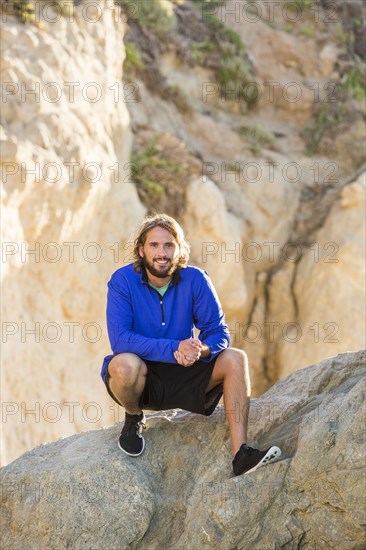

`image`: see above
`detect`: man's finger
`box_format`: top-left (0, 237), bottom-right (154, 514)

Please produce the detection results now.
top-left (185, 353), bottom-right (199, 362)
top-left (190, 339), bottom-right (202, 349)
top-left (181, 352), bottom-right (194, 367)
top-left (174, 351), bottom-right (184, 364)
top-left (175, 350), bottom-right (190, 367)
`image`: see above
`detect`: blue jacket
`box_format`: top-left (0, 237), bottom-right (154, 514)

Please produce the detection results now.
top-left (100, 263), bottom-right (230, 380)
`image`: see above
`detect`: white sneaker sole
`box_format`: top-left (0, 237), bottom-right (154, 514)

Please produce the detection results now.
top-left (244, 446), bottom-right (282, 475)
top-left (118, 436), bottom-right (145, 457)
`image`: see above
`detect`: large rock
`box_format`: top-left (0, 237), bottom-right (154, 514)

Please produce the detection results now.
top-left (184, 176), bottom-right (249, 320)
top-left (1, 350), bottom-right (365, 549)
top-left (267, 173), bottom-right (366, 380)
top-left (1, 0), bottom-right (365, 469)
top-left (1, 0), bottom-right (145, 466)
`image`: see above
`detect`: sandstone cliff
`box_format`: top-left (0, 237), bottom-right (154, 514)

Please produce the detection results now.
top-left (1, 0), bottom-right (145, 465)
top-left (124, 0), bottom-right (366, 394)
top-left (1, 350), bottom-right (365, 549)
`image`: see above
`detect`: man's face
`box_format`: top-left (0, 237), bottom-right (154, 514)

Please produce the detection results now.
top-left (139, 226), bottom-right (180, 278)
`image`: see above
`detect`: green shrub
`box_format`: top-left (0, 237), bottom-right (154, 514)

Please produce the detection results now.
top-left (339, 67), bottom-right (365, 101)
top-left (3, 0), bottom-right (36, 23)
top-left (237, 124), bottom-right (275, 154)
top-left (238, 124), bottom-right (275, 144)
top-left (131, 141), bottom-right (184, 204)
top-left (3, 0), bottom-right (75, 23)
top-left (191, 0), bottom-right (225, 7)
top-left (285, 0), bottom-right (314, 11)
top-left (131, 149), bottom-right (164, 201)
top-left (191, 38), bottom-right (215, 64)
top-left (302, 104), bottom-right (345, 156)
top-left (202, 14), bottom-right (256, 104)
top-left (120, 0), bottom-right (176, 34)
top-left (217, 56), bottom-right (251, 92)
top-left (205, 14), bottom-right (245, 51)
top-left (124, 42), bottom-right (144, 75)
top-left (335, 22), bottom-right (347, 48)
top-left (299, 24), bottom-right (316, 38)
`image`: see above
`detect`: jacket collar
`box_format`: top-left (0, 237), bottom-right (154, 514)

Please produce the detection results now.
top-left (141, 264), bottom-right (182, 286)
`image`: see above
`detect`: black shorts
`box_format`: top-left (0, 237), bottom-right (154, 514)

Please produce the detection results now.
top-left (103, 354), bottom-right (223, 416)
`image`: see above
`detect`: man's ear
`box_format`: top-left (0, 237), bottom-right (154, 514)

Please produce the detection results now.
top-left (138, 244), bottom-right (144, 258)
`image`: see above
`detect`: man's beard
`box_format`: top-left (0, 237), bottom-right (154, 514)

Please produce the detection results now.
top-left (142, 257), bottom-right (177, 278)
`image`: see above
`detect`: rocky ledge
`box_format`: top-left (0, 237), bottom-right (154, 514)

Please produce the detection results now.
top-left (1, 350), bottom-right (365, 549)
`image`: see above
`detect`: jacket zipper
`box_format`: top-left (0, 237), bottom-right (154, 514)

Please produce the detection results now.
top-left (151, 288), bottom-right (166, 325)
top-left (159, 298), bottom-right (165, 326)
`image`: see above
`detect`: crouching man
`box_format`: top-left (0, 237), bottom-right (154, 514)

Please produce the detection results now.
top-left (100, 214), bottom-right (281, 476)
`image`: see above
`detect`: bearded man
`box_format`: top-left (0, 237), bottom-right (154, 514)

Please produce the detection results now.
top-left (101, 214), bottom-right (281, 476)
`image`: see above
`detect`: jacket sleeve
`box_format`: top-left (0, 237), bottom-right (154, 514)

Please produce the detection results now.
top-left (193, 270), bottom-right (231, 361)
top-left (106, 276), bottom-right (181, 363)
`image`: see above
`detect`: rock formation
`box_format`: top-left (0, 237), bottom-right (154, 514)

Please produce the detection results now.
top-left (124, 0), bottom-right (366, 396)
top-left (1, 0), bottom-right (365, 465)
top-left (1, 350), bottom-right (365, 549)
top-left (267, 172), bottom-right (366, 380)
top-left (1, 0), bottom-right (145, 465)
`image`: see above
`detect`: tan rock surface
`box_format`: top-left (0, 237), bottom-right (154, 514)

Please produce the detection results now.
top-left (1, 0), bottom-right (365, 468)
top-left (270, 173), bottom-right (366, 379)
top-left (1, 350), bottom-right (365, 549)
top-left (184, 176), bottom-right (249, 320)
top-left (1, 0), bottom-right (145, 466)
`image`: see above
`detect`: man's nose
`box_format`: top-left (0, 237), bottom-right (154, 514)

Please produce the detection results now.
top-left (157, 245), bottom-right (166, 255)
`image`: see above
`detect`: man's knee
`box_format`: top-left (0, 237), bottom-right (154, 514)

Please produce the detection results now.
top-left (108, 353), bottom-right (147, 385)
top-left (214, 348), bottom-right (249, 380)
top-left (222, 348), bottom-right (248, 370)
top-left (222, 348), bottom-right (250, 385)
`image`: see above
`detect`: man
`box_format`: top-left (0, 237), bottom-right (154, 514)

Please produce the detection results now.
top-left (101, 214), bottom-right (281, 476)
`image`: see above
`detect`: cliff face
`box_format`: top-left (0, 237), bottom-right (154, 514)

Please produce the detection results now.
top-left (122, 0), bottom-right (366, 392)
top-left (1, 0), bottom-right (365, 465)
top-left (1, 350), bottom-right (365, 550)
top-left (1, 0), bottom-right (146, 465)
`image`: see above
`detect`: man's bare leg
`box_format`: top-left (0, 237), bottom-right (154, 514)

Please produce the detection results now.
top-left (207, 348), bottom-right (251, 456)
top-left (107, 353), bottom-right (147, 414)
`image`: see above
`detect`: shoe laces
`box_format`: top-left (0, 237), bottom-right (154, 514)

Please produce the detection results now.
top-left (123, 414), bottom-right (146, 437)
top-left (243, 444), bottom-right (260, 455)
top-left (137, 418), bottom-right (146, 435)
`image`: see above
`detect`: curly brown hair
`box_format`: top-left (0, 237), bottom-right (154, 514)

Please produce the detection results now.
top-left (133, 214), bottom-right (190, 272)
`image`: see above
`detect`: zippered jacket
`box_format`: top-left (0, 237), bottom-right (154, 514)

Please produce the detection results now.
top-left (100, 263), bottom-right (230, 380)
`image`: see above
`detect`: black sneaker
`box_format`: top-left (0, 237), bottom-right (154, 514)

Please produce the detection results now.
top-left (233, 444), bottom-right (281, 476)
top-left (118, 412), bottom-right (146, 457)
